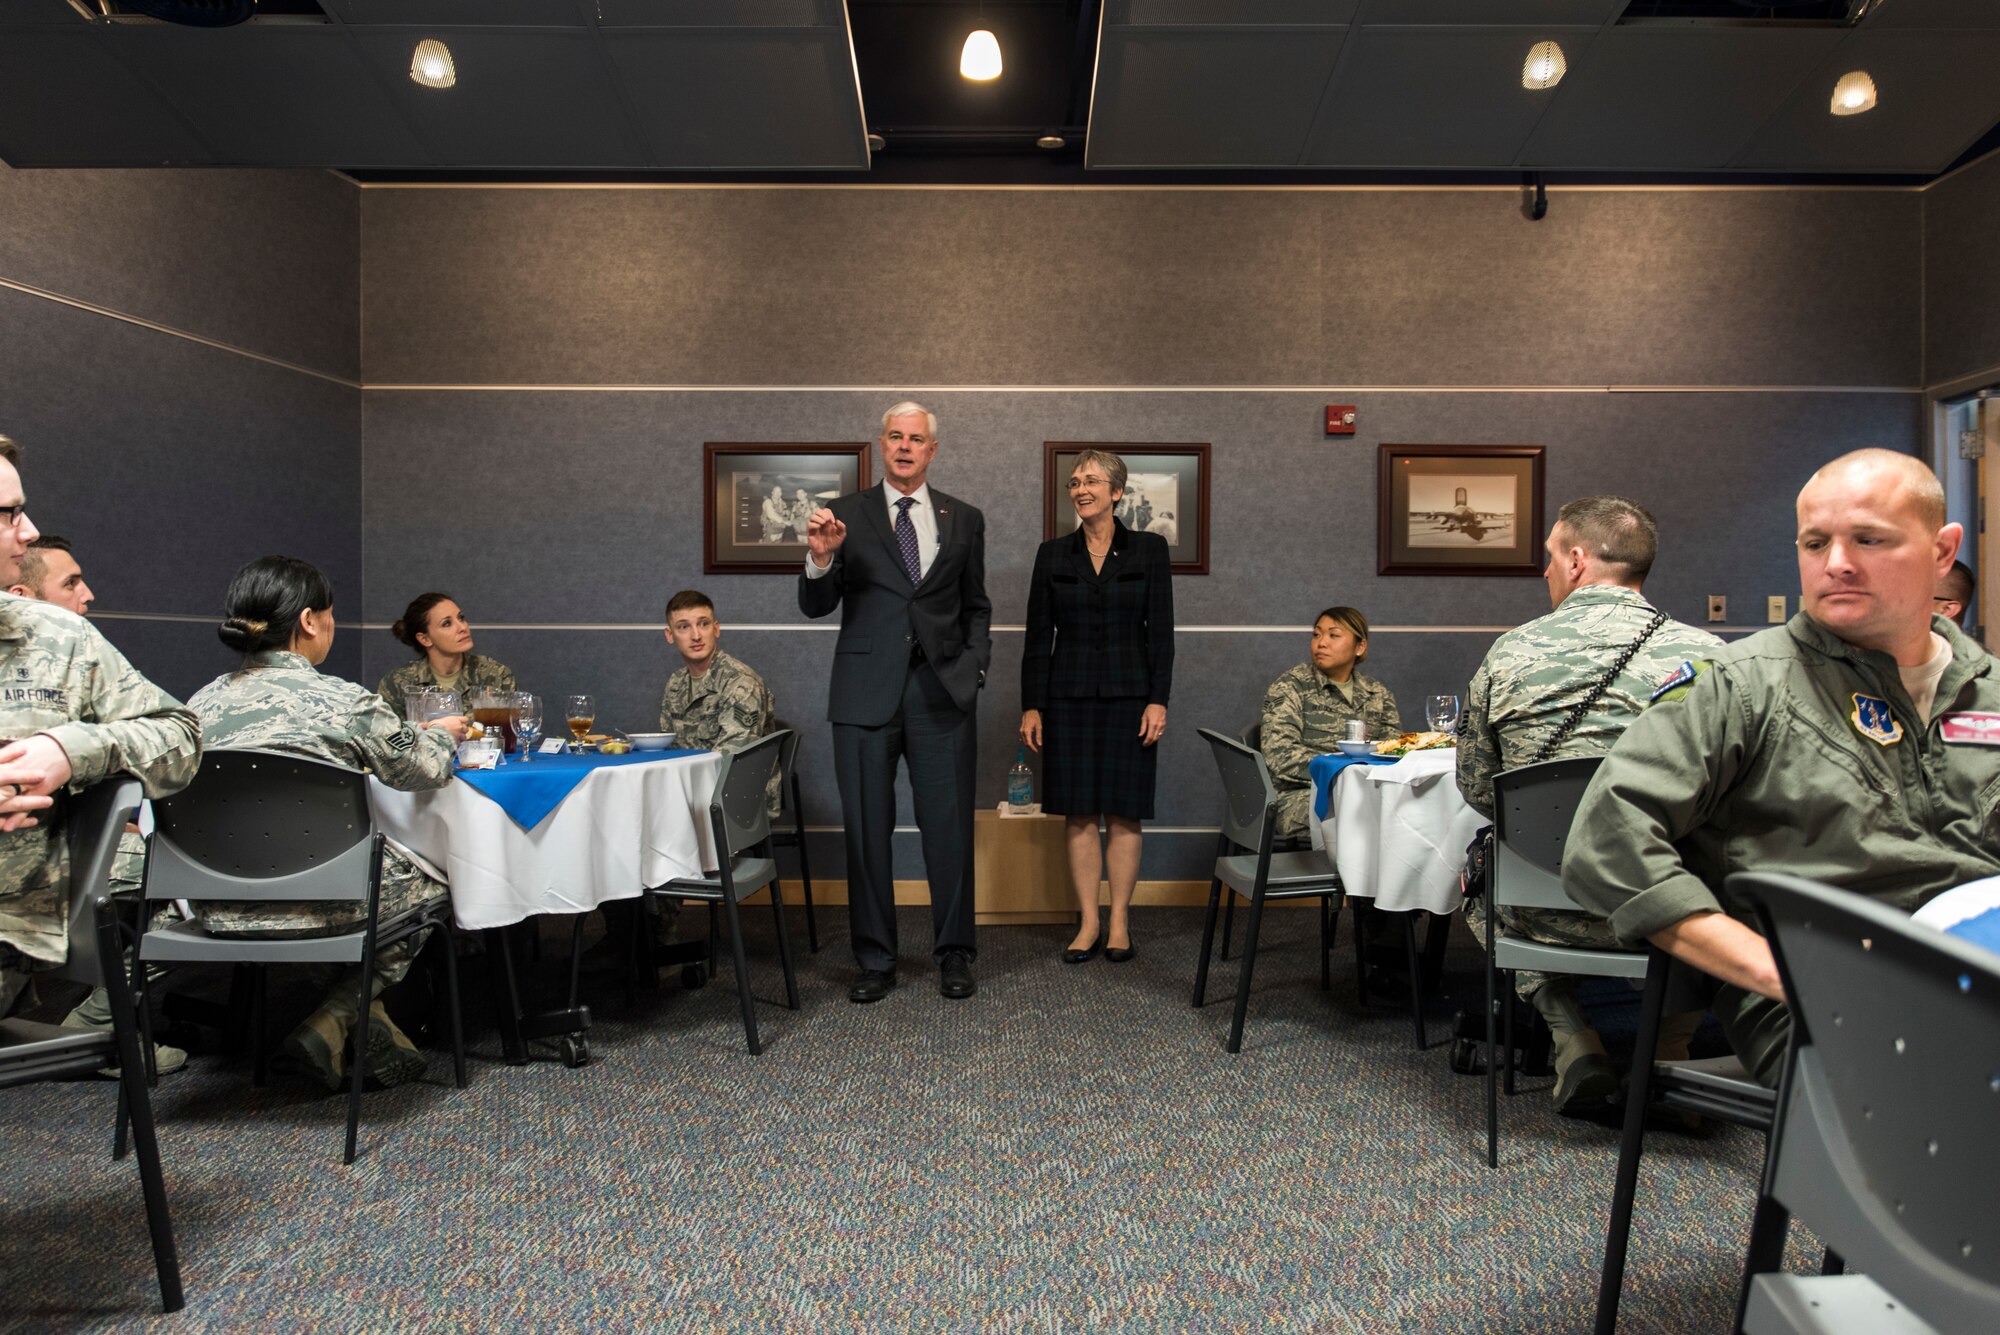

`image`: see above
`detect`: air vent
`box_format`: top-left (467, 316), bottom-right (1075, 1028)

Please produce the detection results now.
top-left (1618, 0), bottom-right (1876, 23)
top-left (77, 0), bottom-right (330, 26)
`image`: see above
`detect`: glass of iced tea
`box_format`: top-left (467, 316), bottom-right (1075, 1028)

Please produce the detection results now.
top-left (470, 687), bottom-right (519, 755)
top-left (564, 694), bottom-right (596, 752)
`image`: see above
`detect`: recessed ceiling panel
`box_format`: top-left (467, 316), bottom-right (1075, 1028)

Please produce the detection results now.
top-left (323, 0), bottom-right (587, 25)
top-left (1107, 1), bottom-right (1358, 23)
top-left (1087, 28), bottom-right (1348, 167)
top-left (0, 30), bottom-right (213, 166)
top-left (1356, 0), bottom-right (1620, 23)
top-left (594, 0), bottom-right (839, 25)
top-left (602, 28), bottom-right (867, 169)
top-left (1738, 28), bottom-right (2000, 172)
top-left (1306, 26), bottom-right (1596, 167)
top-left (1860, 0), bottom-right (2000, 28)
top-left (0, 0), bottom-right (86, 20)
top-left (112, 26), bottom-right (429, 166)
top-left (354, 30), bottom-right (649, 167)
top-left (1522, 26), bottom-right (1844, 170)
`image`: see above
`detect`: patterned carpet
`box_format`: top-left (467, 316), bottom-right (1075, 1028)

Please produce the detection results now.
top-left (0, 905), bottom-right (1803, 1333)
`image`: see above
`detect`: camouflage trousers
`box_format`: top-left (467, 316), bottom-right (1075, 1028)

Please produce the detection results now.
top-left (1274, 787), bottom-right (1317, 842)
top-left (1464, 897), bottom-right (1622, 1005)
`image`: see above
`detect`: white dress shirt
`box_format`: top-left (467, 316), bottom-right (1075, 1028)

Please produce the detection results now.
top-left (805, 481), bottom-right (939, 580)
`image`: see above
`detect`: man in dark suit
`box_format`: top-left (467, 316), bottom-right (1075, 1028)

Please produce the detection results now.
top-left (800, 402), bottom-right (992, 1002)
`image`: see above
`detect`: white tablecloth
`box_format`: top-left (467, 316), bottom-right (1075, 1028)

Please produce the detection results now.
top-left (1309, 748), bottom-right (1485, 915)
top-left (369, 752), bottom-right (725, 931)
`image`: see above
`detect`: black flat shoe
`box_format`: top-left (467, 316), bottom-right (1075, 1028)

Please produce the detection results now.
top-left (1063, 930), bottom-right (1103, 964)
top-left (1105, 941), bottom-right (1137, 964)
top-left (848, 969), bottom-right (897, 1004)
top-left (939, 952), bottom-right (976, 999)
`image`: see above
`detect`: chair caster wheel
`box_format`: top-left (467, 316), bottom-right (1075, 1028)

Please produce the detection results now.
top-left (682, 963), bottom-right (707, 989)
top-left (559, 1036), bottom-right (591, 1068)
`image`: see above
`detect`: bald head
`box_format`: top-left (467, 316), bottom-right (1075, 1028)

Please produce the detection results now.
top-left (1800, 449), bottom-right (1946, 532)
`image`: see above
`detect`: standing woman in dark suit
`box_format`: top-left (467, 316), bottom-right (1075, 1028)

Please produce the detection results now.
top-left (1020, 449), bottom-right (1174, 964)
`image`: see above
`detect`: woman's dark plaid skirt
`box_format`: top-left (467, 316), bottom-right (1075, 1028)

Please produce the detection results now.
top-left (1043, 694), bottom-right (1156, 820)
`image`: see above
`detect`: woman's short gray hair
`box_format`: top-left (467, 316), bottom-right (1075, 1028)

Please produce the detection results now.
top-left (880, 400), bottom-right (938, 439)
top-left (1070, 449), bottom-right (1128, 494)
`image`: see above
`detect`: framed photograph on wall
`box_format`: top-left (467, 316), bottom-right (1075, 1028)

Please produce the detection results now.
top-left (1377, 444), bottom-right (1545, 577)
top-left (1043, 442), bottom-right (1210, 575)
top-left (704, 443), bottom-right (871, 574)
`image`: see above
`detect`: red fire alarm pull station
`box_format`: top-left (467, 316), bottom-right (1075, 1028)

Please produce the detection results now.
top-left (1325, 405), bottom-right (1357, 435)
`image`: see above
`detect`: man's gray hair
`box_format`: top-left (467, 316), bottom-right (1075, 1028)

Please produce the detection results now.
top-left (1069, 449), bottom-right (1128, 495)
top-left (880, 401), bottom-right (938, 439)
top-left (1555, 496), bottom-right (1659, 582)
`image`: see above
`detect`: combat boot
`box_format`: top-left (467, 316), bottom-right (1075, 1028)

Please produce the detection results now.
top-left (1552, 1027), bottom-right (1618, 1115)
top-left (365, 1000), bottom-right (427, 1088)
top-left (278, 1006), bottom-right (349, 1093)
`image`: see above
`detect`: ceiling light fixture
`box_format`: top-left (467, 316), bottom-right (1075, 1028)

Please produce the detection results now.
top-left (410, 39), bottom-right (456, 90)
top-left (1830, 70), bottom-right (1877, 116)
top-left (1521, 40), bottom-right (1566, 91)
top-left (1036, 135), bottom-right (1066, 151)
top-left (960, 29), bottom-right (1002, 81)
top-left (866, 133), bottom-right (886, 152)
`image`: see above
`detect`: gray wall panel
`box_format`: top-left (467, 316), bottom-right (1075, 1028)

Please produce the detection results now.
top-left (0, 163), bottom-right (358, 379)
top-left (94, 617), bottom-right (361, 709)
top-left (360, 186), bottom-right (1920, 389)
top-left (0, 285), bottom-right (362, 684)
top-left (1924, 151), bottom-right (2000, 389)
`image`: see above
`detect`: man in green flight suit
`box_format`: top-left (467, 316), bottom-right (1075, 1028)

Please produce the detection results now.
top-left (1565, 449), bottom-right (2000, 1086)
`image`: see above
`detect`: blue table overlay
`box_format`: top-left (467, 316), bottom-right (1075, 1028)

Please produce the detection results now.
top-left (1946, 905), bottom-right (2000, 956)
top-left (454, 749), bottom-right (708, 830)
top-left (1308, 752), bottom-right (1399, 820)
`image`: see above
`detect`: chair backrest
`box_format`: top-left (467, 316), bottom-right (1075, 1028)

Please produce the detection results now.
top-left (711, 730), bottom-right (786, 860)
top-left (1199, 727), bottom-right (1276, 854)
top-left (1492, 756), bottom-right (1604, 912)
top-left (773, 725), bottom-right (802, 821)
top-left (146, 749), bottom-right (378, 903)
top-left (1732, 871), bottom-right (2000, 1330)
top-left (1239, 721), bottom-right (1262, 752)
top-left (57, 777), bottom-right (144, 987)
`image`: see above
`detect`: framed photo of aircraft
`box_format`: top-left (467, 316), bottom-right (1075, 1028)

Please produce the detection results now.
top-left (1377, 444), bottom-right (1545, 577)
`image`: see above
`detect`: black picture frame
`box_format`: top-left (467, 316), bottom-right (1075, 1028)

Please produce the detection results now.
top-left (704, 443), bottom-right (871, 574)
top-left (1377, 444), bottom-right (1546, 577)
top-left (1043, 443), bottom-right (1211, 575)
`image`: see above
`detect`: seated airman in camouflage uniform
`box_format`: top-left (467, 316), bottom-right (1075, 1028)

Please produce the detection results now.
top-left (652, 590), bottom-right (779, 945)
top-left (1458, 496), bottom-right (1721, 1113)
top-left (0, 438), bottom-right (201, 1030)
top-left (190, 557), bottom-right (469, 1092)
top-left (1567, 452), bottom-right (2000, 1087)
top-left (376, 590), bottom-right (516, 715)
top-left (1260, 606), bottom-right (1401, 842)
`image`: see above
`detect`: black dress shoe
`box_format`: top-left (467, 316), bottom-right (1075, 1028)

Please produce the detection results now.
top-left (1063, 929), bottom-right (1103, 964)
top-left (939, 952), bottom-right (976, 999)
top-left (848, 969), bottom-right (897, 1004)
top-left (1104, 939), bottom-right (1137, 964)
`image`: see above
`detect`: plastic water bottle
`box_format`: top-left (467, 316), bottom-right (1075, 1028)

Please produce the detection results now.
top-left (1007, 748), bottom-right (1034, 813)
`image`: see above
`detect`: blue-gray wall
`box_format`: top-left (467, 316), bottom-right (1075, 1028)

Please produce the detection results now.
top-left (1925, 150), bottom-right (2000, 391)
top-left (355, 183), bottom-right (1927, 880)
top-left (0, 163), bottom-right (361, 697)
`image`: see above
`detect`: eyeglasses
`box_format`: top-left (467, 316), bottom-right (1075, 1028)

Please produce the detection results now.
top-left (1066, 475), bottom-right (1113, 490)
top-left (0, 505), bottom-right (26, 528)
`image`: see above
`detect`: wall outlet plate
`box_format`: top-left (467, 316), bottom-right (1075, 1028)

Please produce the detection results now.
top-left (1767, 595), bottom-right (1787, 623)
top-left (1707, 595), bottom-right (1726, 623)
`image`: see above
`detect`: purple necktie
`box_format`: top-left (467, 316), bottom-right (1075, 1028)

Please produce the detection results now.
top-left (894, 496), bottom-right (923, 586)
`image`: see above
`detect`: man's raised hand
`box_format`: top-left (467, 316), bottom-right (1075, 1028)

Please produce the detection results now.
top-left (806, 508), bottom-right (848, 569)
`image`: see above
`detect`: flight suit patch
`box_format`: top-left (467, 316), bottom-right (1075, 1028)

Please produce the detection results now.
top-left (1849, 693), bottom-right (1903, 747)
top-left (1940, 712), bottom-right (2000, 746)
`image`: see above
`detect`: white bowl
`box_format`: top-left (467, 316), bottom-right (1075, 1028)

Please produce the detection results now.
top-left (628, 732), bottom-right (674, 751)
top-left (1335, 740), bottom-right (1375, 757)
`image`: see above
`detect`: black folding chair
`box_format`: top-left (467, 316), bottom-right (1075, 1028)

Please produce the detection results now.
top-left (1726, 871), bottom-right (2000, 1335)
top-left (638, 731), bottom-right (800, 1055)
top-left (138, 750), bottom-right (465, 1165)
top-left (1194, 727), bottom-right (1367, 1053)
top-left (1219, 721), bottom-right (1326, 960)
top-left (767, 726), bottom-right (819, 953)
top-left (0, 778), bottom-right (182, 1311)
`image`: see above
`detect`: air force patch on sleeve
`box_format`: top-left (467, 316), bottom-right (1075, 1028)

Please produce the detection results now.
top-left (1849, 693), bottom-right (1904, 747)
top-left (1650, 660), bottom-right (1702, 704)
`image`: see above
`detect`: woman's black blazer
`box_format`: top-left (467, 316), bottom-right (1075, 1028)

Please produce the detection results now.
top-left (1020, 521), bottom-right (1175, 710)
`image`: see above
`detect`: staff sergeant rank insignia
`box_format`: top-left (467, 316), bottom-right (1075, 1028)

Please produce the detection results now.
top-left (1849, 693), bottom-right (1904, 747)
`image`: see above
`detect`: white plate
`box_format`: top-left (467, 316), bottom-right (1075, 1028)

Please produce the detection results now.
top-left (628, 732), bottom-right (675, 751)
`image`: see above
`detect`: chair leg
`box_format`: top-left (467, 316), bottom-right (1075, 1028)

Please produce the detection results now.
top-left (1403, 913), bottom-right (1426, 1050)
top-left (566, 914), bottom-right (587, 1010)
top-left (1484, 896), bottom-right (1499, 1170)
top-left (439, 927), bottom-right (467, 1090)
top-left (1220, 893), bottom-right (1236, 961)
top-left (250, 964), bottom-right (269, 1089)
top-left (721, 895), bottom-right (761, 1055)
top-left (1226, 891), bottom-right (1270, 1054)
top-left (1192, 877), bottom-right (1224, 1007)
top-left (114, 1022), bottom-right (183, 1310)
top-left (795, 827), bottom-right (820, 954)
top-left (343, 967), bottom-right (368, 1166)
top-left (1820, 1248), bottom-right (1843, 1276)
top-left (1503, 970), bottom-right (1518, 1096)
top-left (1352, 899), bottom-right (1371, 1006)
top-left (768, 879), bottom-right (800, 1012)
top-left (1318, 894), bottom-right (1332, 991)
top-left (1593, 957), bottom-right (1671, 1335)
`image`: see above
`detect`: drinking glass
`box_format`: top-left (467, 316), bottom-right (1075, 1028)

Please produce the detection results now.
top-left (403, 690), bottom-right (427, 725)
top-left (1426, 694), bottom-right (1461, 734)
top-left (564, 694), bottom-right (596, 752)
top-left (420, 688), bottom-right (461, 726)
top-left (514, 693), bottom-right (543, 761)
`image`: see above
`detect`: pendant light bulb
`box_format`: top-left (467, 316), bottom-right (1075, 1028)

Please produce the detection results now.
top-left (961, 29), bottom-right (1002, 81)
top-left (410, 39), bottom-right (456, 90)
top-left (1830, 70), bottom-right (1877, 116)
top-left (1521, 40), bottom-right (1566, 91)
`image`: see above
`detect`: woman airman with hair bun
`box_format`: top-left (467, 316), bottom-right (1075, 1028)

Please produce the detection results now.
top-left (376, 591), bottom-right (516, 713)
